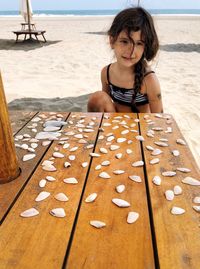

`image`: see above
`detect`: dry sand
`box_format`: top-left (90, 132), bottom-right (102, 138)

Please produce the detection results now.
top-left (0, 15), bottom-right (200, 166)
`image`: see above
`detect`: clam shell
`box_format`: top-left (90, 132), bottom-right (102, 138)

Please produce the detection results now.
top-left (46, 176), bottom-right (56, 182)
top-left (39, 179), bottom-right (47, 188)
top-left (171, 206), bottom-right (185, 215)
top-left (54, 193), bottom-right (69, 202)
top-left (53, 152), bottom-right (65, 158)
top-left (116, 184), bottom-right (125, 193)
top-left (112, 198), bottom-right (130, 207)
top-left (129, 175), bottom-right (142, 183)
top-left (35, 191), bottom-right (50, 202)
top-left (146, 145), bottom-right (154, 151)
top-left (193, 196), bottom-right (200, 204)
top-left (115, 153), bottom-right (123, 159)
top-left (90, 220), bottom-right (106, 228)
top-left (192, 206), bottom-right (200, 212)
top-left (21, 143), bottom-right (29, 150)
top-left (126, 149), bottom-right (132, 154)
top-left (152, 176), bottom-right (161, 186)
top-left (136, 135), bottom-right (145, 141)
top-left (127, 212), bottom-right (139, 224)
top-left (176, 167), bottom-right (191, 173)
top-left (64, 162), bottom-right (71, 168)
top-left (69, 155), bottom-right (76, 161)
top-left (81, 162), bottom-right (88, 168)
top-left (85, 193), bottom-right (97, 203)
top-left (182, 177), bottom-right (200, 186)
top-left (42, 164), bottom-right (57, 171)
top-left (117, 137), bottom-right (126, 143)
top-left (165, 190), bottom-right (174, 201)
top-left (176, 138), bottom-right (186, 145)
top-left (69, 146), bottom-right (78, 152)
top-left (50, 208), bottom-right (66, 218)
top-left (90, 153), bottom-right (101, 157)
top-left (150, 158), bottom-right (160, 165)
top-left (107, 136), bottom-right (115, 142)
top-left (121, 130), bottom-right (129, 135)
top-left (110, 145), bottom-right (120, 151)
top-left (132, 161), bottom-right (144, 167)
top-left (95, 165), bottom-right (102, 170)
top-left (113, 170), bottom-right (125, 175)
top-left (101, 160), bottom-right (110, 166)
top-left (162, 171), bottom-right (176, 177)
top-left (100, 147), bottom-right (108, 154)
top-left (63, 177), bottom-right (78, 184)
top-left (23, 154), bottom-right (36, 161)
top-left (43, 126), bottom-right (60, 132)
top-left (63, 143), bottom-right (70, 149)
top-left (151, 149), bottom-right (163, 156)
top-left (42, 141), bottom-right (51, 146)
top-left (99, 172), bottom-right (111, 179)
top-left (154, 141), bottom-right (168, 147)
top-left (172, 150), bottom-right (180, 157)
top-left (20, 208), bottom-right (39, 218)
top-left (173, 185), bottom-right (182, 195)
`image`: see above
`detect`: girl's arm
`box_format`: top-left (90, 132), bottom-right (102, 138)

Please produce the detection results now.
top-left (145, 73), bottom-right (163, 113)
top-left (101, 66), bottom-right (110, 94)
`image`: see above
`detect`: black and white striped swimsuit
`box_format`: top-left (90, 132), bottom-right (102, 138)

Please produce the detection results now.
top-left (107, 64), bottom-right (154, 112)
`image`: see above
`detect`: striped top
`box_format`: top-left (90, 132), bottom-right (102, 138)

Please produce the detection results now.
top-left (107, 64), bottom-right (153, 110)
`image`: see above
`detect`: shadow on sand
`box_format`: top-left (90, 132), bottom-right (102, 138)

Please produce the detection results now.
top-left (160, 43), bottom-right (200, 53)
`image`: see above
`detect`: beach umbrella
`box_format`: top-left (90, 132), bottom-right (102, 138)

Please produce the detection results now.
top-left (20, 0), bottom-right (33, 31)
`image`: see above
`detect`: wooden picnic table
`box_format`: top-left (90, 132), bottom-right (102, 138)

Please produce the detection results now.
top-left (0, 111), bottom-right (199, 269)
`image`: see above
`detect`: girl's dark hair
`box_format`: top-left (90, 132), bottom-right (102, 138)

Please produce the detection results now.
top-left (108, 7), bottom-right (159, 110)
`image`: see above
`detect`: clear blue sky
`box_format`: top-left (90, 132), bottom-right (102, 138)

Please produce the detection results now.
top-left (0, 0), bottom-right (200, 11)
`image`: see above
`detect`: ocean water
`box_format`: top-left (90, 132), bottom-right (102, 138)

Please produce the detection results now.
top-left (0, 9), bottom-right (200, 16)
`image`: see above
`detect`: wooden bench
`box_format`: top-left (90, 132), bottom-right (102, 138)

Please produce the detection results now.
top-left (21, 23), bottom-right (36, 30)
top-left (0, 111), bottom-right (199, 269)
top-left (13, 30), bottom-right (46, 43)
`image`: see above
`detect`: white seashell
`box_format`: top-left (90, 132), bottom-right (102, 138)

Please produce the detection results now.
top-left (193, 196), bottom-right (200, 204)
top-left (136, 135), bottom-right (145, 141)
top-left (123, 114), bottom-right (130, 119)
top-left (151, 149), bottom-right (163, 156)
top-left (54, 193), bottom-right (69, 202)
top-left (65, 131), bottom-right (75, 136)
top-left (78, 139), bottom-right (87, 144)
top-left (43, 126), bottom-right (60, 132)
top-left (115, 153), bottom-right (123, 159)
top-left (171, 206), bottom-right (185, 215)
top-left (42, 164), bottom-right (56, 171)
top-left (74, 134), bottom-right (83, 139)
top-left (54, 146), bottom-right (59, 152)
top-left (98, 135), bottom-right (104, 140)
top-left (113, 170), bottom-right (125, 175)
top-left (176, 138), bottom-right (186, 145)
top-left (117, 137), bottom-right (126, 143)
top-left (39, 179), bottom-right (47, 188)
top-left (20, 208), bottom-right (39, 218)
top-left (42, 160), bottom-right (54, 166)
top-left (52, 152), bottom-right (64, 158)
top-left (63, 177), bottom-right (78, 184)
top-left (99, 172), bottom-right (111, 179)
top-left (176, 167), bottom-right (191, 173)
top-left (165, 190), bottom-right (174, 201)
top-left (46, 175), bottom-right (56, 182)
top-left (27, 147), bottom-right (35, 153)
top-left (165, 127), bottom-right (173, 133)
top-left (192, 206), bottom-right (200, 212)
top-left (69, 155), bottom-right (76, 161)
top-left (116, 184), bottom-right (125, 193)
top-left (69, 146), bottom-right (78, 152)
top-left (152, 176), bottom-right (161, 186)
top-left (21, 143), bottom-right (29, 150)
top-left (23, 133), bottom-right (31, 138)
top-left (150, 158), bottom-right (160, 165)
top-left (129, 175), bottom-right (142, 183)
top-left (101, 160), bottom-right (110, 166)
top-left (110, 145), bottom-right (120, 151)
top-left (128, 140), bottom-right (133, 144)
top-left (127, 212), bottom-right (139, 224)
top-left (90, 220), bottom-right (106, 228)
top-left (134, 119), bottom-right (139, 123)
top-left (63, 143), bottom-right (70, 149)
top-left (107, 136), bottom-right (115, 142)
top-left (112, 198), bottom-right (130, 207)
top-left (31, 143), bottom-right (38, 149)
top-left (85, 193), bottom-right (97, 203)
top-left (83, 129), bottom-right (94, 133)
top-left (112, 125), bottom-right (119, 130)
top-left (121, 129), bottom-right (129, 135)
top-left (64, 162), bottom-right (71, 168)
top-left (50, 208), bottom-right (66, 218)
top-left (172, 150), bottom-right (180, 157)
top-left (132, 161), bottom-right (144, 167)
top-left (159, 138), bottom-right (168, 142)
top-left (95, 165), bottom-right (101, 170)
top-left (154, 141), bottom-right (168, 147)
top-left (126, 149), bottom-right (132, 154)
top-left (173, 185), bottom-right (182, 195)
top-left (35, 191), bottom-right (50, 202)
top-left (81, 162), bottom-right (88, 168)
top-left (100, 147), bottom-right (108, 154)
top-left (44, 120), bottom-right (66, 127)
top-left (155, 113), bottom-right (163, 118)
top-left (182, 177), bottom-right (200, 186)
top-left (103, 122), bottom-right (111, 127)
top-left (90, 153), bottom-right (101, 157)
top-left (15, 135), bottom-right (23, 140)
top-left (146, 145), bottom-right (154, 151)
top-left (162, 171), bottom-right (176, 177)
top-left (152, 127), bottom-right (163, 131)
top-left (42, 141), bottom-right (51, 146)
top-left (23, 154), bottom-right (36, 161)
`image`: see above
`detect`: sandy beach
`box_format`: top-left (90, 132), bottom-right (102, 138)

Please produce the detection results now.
top-left (0, 15), bottom-right (200, 166)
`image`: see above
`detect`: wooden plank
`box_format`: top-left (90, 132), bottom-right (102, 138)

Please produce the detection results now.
top-left (8, 110), bottom-right (38, 135)
top-left (0, 112), bottom-right (102, 269)
top-left (66, 113), bottom-right (155, 269)
top-left (0, 112), bottom-right (69, 223)
top-left (139, 113), bottom-right (200, 269)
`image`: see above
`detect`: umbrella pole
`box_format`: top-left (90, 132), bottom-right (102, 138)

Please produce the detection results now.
top-left (26, 0), bottom-right (31, 39)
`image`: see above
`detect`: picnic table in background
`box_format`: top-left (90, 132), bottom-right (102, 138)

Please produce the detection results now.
top-left (0, 111), bottom-right (199, 269)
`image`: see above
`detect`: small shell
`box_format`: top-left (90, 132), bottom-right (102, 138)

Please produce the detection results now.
top-left (21, 143), bottom-right (29, 150)
top-left (176, 167), bottom-right (191, 173)
top-left (126, 149), bottom-right (132, 154)
top-left (152, 176), bottom-right (161, 186)
top-left (23, 154), bottom-right (36, 161)
top-left (53, 152), bottom-right (65, 158)
top-left (192, 206), bottom-right (200, 213)
top-left (42, 160), bottom-right (54, 166)
top-left (100, 147), bottom-right (108, 154)
top-left (115, 153), bottom-right (123, 159)
top-left (63, 177), bottom-right (78, 184)
top-left (172, 150), bottom-right (180, 157)
top-left (90, 153), bottom-right (101, 157)
top-left (42, 141), bottom-right (51, 146)
top-left (81, 162), bottom-right (88, 168)
top-left (136, 135), bottom-right (145, 142)
top-left (162, 171), bottom-right (176, 177)
top-left (95, 165), bottom-right (101, 170)
top-left (176, 139), bottom-right (186, 145)
top-left (99, 172), bottom-right (111, 179)
top-left (154, 141), bottom-right (168, 147)
top-left (101, 160), bottom-right (110, 166)
top-left (132, 161), bottom-right (144, 167)
top-left (46, 176), bottom-right (56, 182)
top-left (173, 185), bottom-right (182, 195)
top-left (129, 175), bottom-right (142, 183)
top-left (90, 220), bottom-right (106, 228)
top-left (50, 208), bottom-right (66, 218)
top-left (69, 146), bottom-right (78, 152)
top-left (54, 193), bottom-right (69, 202)
top-left (113, 170), bottom-right (125, 175)
top-left (31, 143), bottom-right (38, 149)
top-left (152, 127), bottom-right (163, 131)
top-left (42, 164), bottom-right (57, 172)
top-left (117, 138), bottom-right (127, 143)
top-left (151, 149), bottom-right (163, 156)
top-left (127, 212), bottom-right (139, 224)
top-left (182, 177), bottom-right (200, 186)
top-left (116, 184), bottom-right (125, 193)
top-left (64, 162), bottom-right (71, 168)
top-left (63, 143), bottom-right (70, 149)
top-left (146, 145), bottom-right (154, 151)
top-left (121, 130), bottom-right (129, 135)
top-left (171, 206), bottom-right (185, 215)
top-left (193, 196), bottom-right (200, 204)
top-left (165, 190), bottom-right (174, 201)
top-left (103, 122), bottom-right (111, 127)
top-left (112, 198), bottom-right (130, 207)
top-left (85, 193), bottom-right (97, 203)
top-left (35, 191), bottom-right (50, 202)
top-left (107, 136), bottom-right (115, 142)
top-left (39, 179), bottom-right (47, 188)
top-left (150, 158), bottom-right (160, 165)
top-left (110, 145), bottom-right (120, 151)
top-left (20, 208), bottom-right (39, 218)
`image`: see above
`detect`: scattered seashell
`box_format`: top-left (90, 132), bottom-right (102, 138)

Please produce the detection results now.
top-left (69, 146), bottom-right (78, 152)
top-left (74, 134), bottom-right (83, 139)
top-left (54, 193), bottom-right (69, 202)
top-left (44, 120), bottom-right (66, 127)
top-left (63, 177), bottom-right (78, 184)
top-left (63, 143), bottom-right (70, 149)
top-left (159, 138), bottom-right (168, 142)
top-left (39, 179), bottom-right (47, 188)
top-left (112, 198), bottom-right (130, 207)
top-left (20, 208), bottom-right (39, 218)
top-left (46, 175), bottom-right (56, 182)
top-left (193, 196), bottom-right (200, 204)
top-left (35, 191), bottom-right (50, 202)
top-left (100, 147), bottom-right (108, 154)
top-left (127, 140), bottom-right (133, 144)
top-left (42, 141), bottom-right (51, 146)
top-left (69, 155), bottom-right (76, 161)
top-left (151, 149), bottom-right (163, 156)
top-left (113, 170), bottom-right (125, 175)
top-left (64, 162), bottom-right (71, 168)
top-left (152, 176), bottom-right (161, 186)
top-left (101, 160), bottom-right (110, 166)
top-left (107, 136), bottom-right (115, 142)
top-left (192, 206), bottom-right (200, 213)
top-left (171, 206), bottom-right (185, 215)
top-left (42, 164), bottom-right (57, 172)
top-left (23, 154), bottom-right (36, 161)
top-left (136, 135), bottom-right (145, 141)
top-left (90, 153), bottom-right (101, 157)
top-left (99, 172), bottom-right (111, 179)
top-left (129, 175), bottom-right (142, 183)
top-left (110, 145), bottom-right (120, 151)
top-left (152, 127), bottom-right (163, 131)
top-left (182, 177), bottom-right (200, 186)
top-left (43, 126), bottom-right (60, 132)
top-left (21, 143), bottom-right (29, 150)
top-left (78, 139), bottom-right (87, 144)
top-left (150, 158), bottom-right (160, 165)
top-left (165, 190), bottom-right (174, 201)
top-left (27, 147), bottom-right (35, 153)
top-left (85, 193), bottom-right (97, 203)
top-left (95, 165), bottom-right (101, 170)
top-left (127, 212), bottom-right (139, 224)
top-left (31, 143), bottom-right (38, 149)
top-left (126, 149), bottom-right (132, 154)
top-left (117, 138), bottom-right (127, 143)
top-left (115, 153), bottom-right (123, 159)
top-left (172, 150), bottom-right (180, 157)
top-left (90, 220), bottom-right (106, 228)
top-left (42, 160), bottom-right (54, 166)
top-left (176, 138), bottom-right (186, 145)
top-left (81, 162), bottom-right (88, 168)
top-left (165, 127), bottom-right (173, 133)
top-left (121, 130), bottom-right (129, 135)
top-left (116, 184), bottom-right (125, 193)
top-left (154, 141), bottom-right (168, 147)
top-left (50, 208), bottom-right (66, 218)
top-left (132, 161), bottom-right (144, 167)
top-left (146, 145), bottom-right (154, 151)
top-left (53, 152), bottom-right (65, 158)
top-left (176, 167), bottom-right (191, 173)
top-left (162, 171), bottom-right (176, 177)
top-left (103, 122), bottom-right (111, 127)
top-left (173, 185), bottom-right (182, 195)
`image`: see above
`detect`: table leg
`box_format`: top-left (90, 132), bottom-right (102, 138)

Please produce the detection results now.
top-left (42, 33), bottom-right (47, 43)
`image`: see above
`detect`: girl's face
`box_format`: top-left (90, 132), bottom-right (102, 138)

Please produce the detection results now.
top-left (110, 30), bottom-right (145, 68)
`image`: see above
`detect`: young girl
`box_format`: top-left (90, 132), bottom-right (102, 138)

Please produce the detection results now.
top-left (87, 7), bottom-right (163, 113)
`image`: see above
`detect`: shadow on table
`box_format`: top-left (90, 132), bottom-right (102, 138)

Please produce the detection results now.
top-left (0, 39), bottom-right (62, 51)
top-left (8, 94), bottom-right (90, 112)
